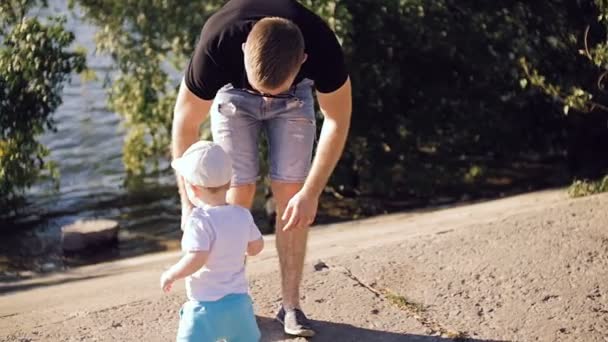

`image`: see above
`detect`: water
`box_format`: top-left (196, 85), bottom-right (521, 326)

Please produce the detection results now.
top-left (0, 2), bottom-right (184, 275)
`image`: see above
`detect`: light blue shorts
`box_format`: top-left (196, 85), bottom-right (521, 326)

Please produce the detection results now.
top-left (176, 294), bottom-right (260, 342)
top-left (210, 79), bottom-right (316, 186)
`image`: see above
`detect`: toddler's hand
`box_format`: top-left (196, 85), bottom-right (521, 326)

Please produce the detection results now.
top-left (160, 271), bottom-right (174, 293)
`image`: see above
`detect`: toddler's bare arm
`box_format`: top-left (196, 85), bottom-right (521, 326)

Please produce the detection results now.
top-left (247, 238), bottom-right (264, 256)
top-left (160, 251), bottom-right (209, 292)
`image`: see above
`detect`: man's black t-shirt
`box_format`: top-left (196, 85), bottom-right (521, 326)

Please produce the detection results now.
top-left (184, 0), bottom-right (348, 100)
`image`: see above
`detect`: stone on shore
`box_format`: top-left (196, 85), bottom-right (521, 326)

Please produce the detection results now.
top-left (61, 219), bottom-right (119, 252)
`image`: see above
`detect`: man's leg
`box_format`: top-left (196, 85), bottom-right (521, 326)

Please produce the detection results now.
top-left (265, 79), bottom-right (317, 336)
top-left (270, 181), bottom-right (309, 310)
top-left (210, 86), bottom-right (262, 209)
top-left (271, 181), bottom-right (315, 337)
top-left (227, 184), bottom-right (256, 209)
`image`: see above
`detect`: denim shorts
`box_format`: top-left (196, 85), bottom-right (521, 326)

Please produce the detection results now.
top-left (210, 79), bottom-right (316, 186)
top-left (176, 294), bottom-right (260, 342)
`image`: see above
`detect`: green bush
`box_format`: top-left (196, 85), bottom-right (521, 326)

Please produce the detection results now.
top-left (568, 175), bottom-right (608, 197)
top-left (326, 0), bottom-right (593, 198)
top-left (521, 0), bottom-right (608, 182)
top-left (0, 1), bottom-right (86, 209)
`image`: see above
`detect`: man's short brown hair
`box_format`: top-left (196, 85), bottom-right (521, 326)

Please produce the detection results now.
top-left (245, 17), bottom-right (305, 90)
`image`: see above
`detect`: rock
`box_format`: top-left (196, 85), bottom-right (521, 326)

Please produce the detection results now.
top-left (18, 271), bottom-right (35, 278)
top-left (314, 260), bottom-right (329, 271)
top-left (62, 219), bottom-right (119, 252)
top-left (41, 262), bottom-right (58, 273)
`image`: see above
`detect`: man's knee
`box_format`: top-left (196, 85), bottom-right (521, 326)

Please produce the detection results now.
top-left (270, 182), bottom-right (303, 209)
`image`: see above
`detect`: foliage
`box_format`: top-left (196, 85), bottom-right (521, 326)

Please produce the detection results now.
top-left (75, 0), bottom-right (606, 203)
top-left (521, 0), bottom-right (608, 115)
top-left (520, 57), bottom-right (597, 115)
top-left (0, 0), bottom-right (86, 207)
top-left (324, 0), bottom-right (596, 198)
top-left (520, 0), bottom-right (608, 179)
top-left (73, 0), bottom-right (224, 175)
top-left (568, 175), bottom-right (608, 197)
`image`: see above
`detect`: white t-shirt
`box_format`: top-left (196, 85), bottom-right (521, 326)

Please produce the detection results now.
top-left (181, 204), bottom-right (262, 301)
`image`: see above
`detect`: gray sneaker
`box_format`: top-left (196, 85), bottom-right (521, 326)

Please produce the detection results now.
top-left (276, 307), bottom-right (316, 337)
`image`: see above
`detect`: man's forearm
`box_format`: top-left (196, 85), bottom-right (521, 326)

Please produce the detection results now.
top-left (303, 78), bottom-right (352, 198)
top-left (302, 116), bottom-right (350, 197)
top-left (171, 79), bottom-right (213, 212)
top-left (172, 124), bottom-right (199, 209)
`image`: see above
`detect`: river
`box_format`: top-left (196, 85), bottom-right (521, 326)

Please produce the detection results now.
top-left (0, 2), bottom-right (193, 275)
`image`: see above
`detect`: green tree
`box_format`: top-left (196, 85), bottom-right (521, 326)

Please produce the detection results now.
top-left (73, 0), bottom-right (225, 176)
top-left (521, 0), bottom-right (608, 182)
top-left (0, 0), bottom-right (86, 209)
top-left (324, 0), bottom-right (594, 200)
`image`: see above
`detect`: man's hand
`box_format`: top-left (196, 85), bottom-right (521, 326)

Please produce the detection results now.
top-left (282, 189), bottom-right (319, 231)
top-left (160, 270), bottom-right (175, 293)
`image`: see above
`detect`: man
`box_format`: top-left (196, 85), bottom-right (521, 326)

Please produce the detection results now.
top-left (171, 0), bottom-right (352, 337)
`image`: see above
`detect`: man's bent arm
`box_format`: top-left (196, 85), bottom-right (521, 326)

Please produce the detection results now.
top-left (303, 77), bottom-right (352, 198)
top-left (172, 79), bottom-right (213, 226)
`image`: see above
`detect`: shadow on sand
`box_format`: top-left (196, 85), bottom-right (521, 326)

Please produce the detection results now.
top-left (257, 316), bottom-right (506, 342)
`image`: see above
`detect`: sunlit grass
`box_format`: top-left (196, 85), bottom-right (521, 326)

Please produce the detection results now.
top-left (568, 175), bottom-right (608, 198)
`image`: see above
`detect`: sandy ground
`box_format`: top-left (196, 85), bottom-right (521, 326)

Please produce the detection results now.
top-left (1, 190), bottom-right (607, 342)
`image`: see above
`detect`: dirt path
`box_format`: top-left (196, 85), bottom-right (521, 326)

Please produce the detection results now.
top-left (1, 190), bottom-right (607, 341)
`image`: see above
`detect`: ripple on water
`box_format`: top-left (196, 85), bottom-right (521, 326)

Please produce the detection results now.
top-left (0, 2), bottom-right (181, 274)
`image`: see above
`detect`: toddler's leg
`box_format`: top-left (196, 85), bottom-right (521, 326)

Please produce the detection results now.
top-left (229, 294), bottom-right (261, 342)
top-left (176, 301), bottom-right (216, 342)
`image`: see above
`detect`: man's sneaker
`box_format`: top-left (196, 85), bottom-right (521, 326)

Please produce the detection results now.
top-left (276, 307), bottom-right (316, 337)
